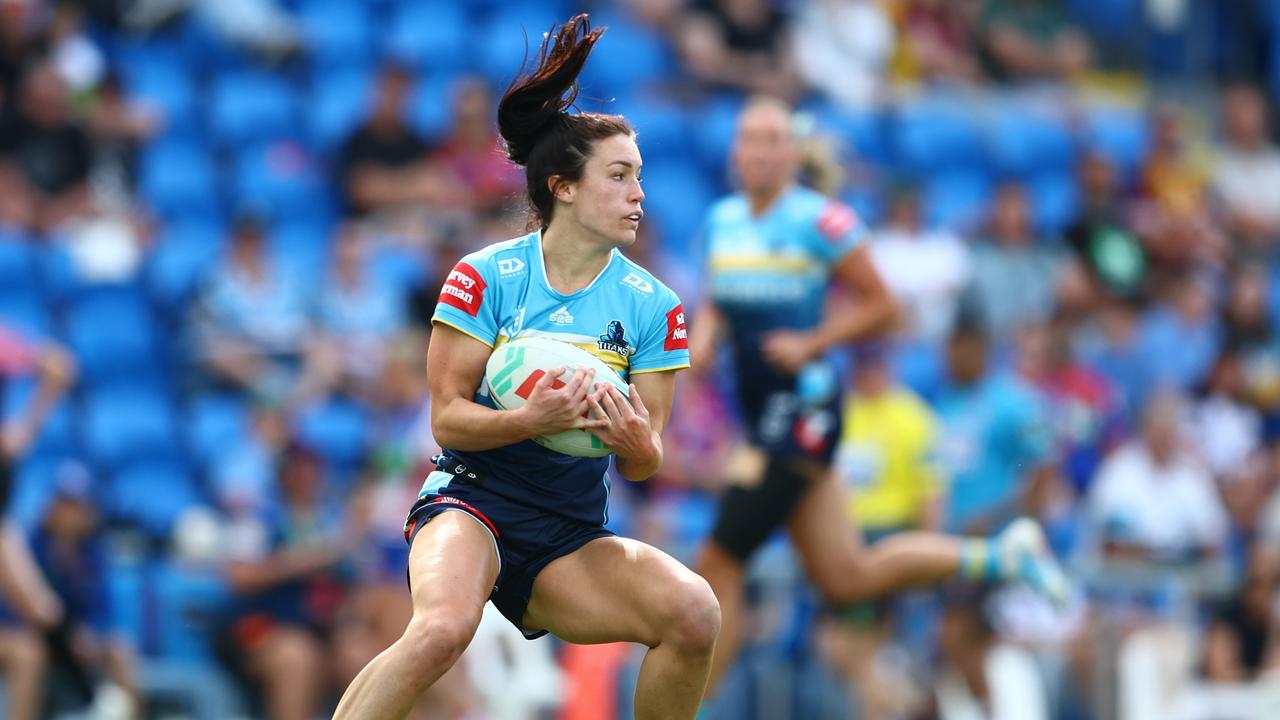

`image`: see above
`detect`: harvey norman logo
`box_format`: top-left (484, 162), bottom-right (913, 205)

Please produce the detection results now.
top-left (498, 257), bottom-right (526, 276)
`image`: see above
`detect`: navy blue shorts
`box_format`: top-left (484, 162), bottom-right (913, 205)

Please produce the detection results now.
top-left (402, 472), bottom-right (614, 640)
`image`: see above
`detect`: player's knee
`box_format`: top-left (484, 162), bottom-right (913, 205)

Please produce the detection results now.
top-left (403, 613), bottom-right (479, 673)
top-left (270, 630), bottom-right (324, 677)
top-left (662, 577), bottom-right (721, 655)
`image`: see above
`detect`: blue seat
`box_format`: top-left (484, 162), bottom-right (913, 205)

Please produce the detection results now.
top-left (209, 71), bottom-right (299, 147)
top-left (64, 287), bottom-right (161, 384)
top-left (8, 456), bottom-right (61, 532)
top-left (307, 67), bottom-right (374, 152)
top-left (83, 386), bottom-right (179, 469)
top-left (621, 97), bottom-right (691, 161)
top-left (146, 220), bottom-right (226, 308)
top-left (294, 397), bottom-right (369, 467)
top-left (185, 393), bottom-right (250, 470)
top-left (813, 104), bottom-right (889, 165)
top-left (139, 140), bottom-right (219, 219)
top-left (269, 218), bottom-right (333, 276)
top-left (692, 95), bottom-right (745, 173)
top-left (1083, 107), bottom-right (1149, 178)
top-left (0, 294), bottom-right (53, 339)
top-left (893, 100), bottom-right (985, 174)
top-left (579, 12), bottom-right (674, 97)
top-left (122, 63), bottom-right (196, 128)
top-left (386, 1), bottom-right (469, 71)
top-left (108, 461), bottom-right (201, 539)
top-left (149, 561), bottom-right (231, 662)
top-left (641, 161), bottom-right (715, 254)
top-left (105, 558), bottom-right (147, 650)
top-left (0, 231), bottom-right (37, 292)
top-left (231, 141), bottom-right (323, 217)
top-left (406, 73), bottom-right (458, 141)
top-left (1028, 171), bottom-right (1080, 236)
top-left (476, 3), bottom-right (572, 85)
top-left (298, 0), bottom-right (373, 67)
top-left (986, 107), bottom-right (1076, 177)
top-left (922, 169), bottom-right (992, 230)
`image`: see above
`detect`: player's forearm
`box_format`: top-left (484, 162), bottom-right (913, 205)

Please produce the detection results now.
top-left (432, 397), bottom-right (539, 451)
top-left (614, 432), bottom-right (663, 481)
top-left (810, 295), bottom-right (897, 354)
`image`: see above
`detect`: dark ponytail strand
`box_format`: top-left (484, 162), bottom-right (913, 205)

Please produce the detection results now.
top-left (496, 14), bottom-right (633, 230)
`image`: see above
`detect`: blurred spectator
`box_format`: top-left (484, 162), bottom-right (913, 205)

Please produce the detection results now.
top-left (1137, 273), bottom-right (1221, 391)
top-left (676, 0), bottom-right (798, 98)
top-left (1088, 392), bottom-right (1230, 563)
top-left (338, 64), bottom-right (452, 226)
top-left (214, 405), bottom-right (287, 514)
top-left (824, 344), bottom-right (939, 720)
top-left (428, 78), bottom-right (522, 218)
top-left (217, 442), bottom-right (351, 720)
top-left (792, 0), bottom-right (895, 108)
top-left (1140, 105), bottom-right (1212, 228)
top-left (189, 0), bottom-right (301, 60)
top-left (966, 183), bottom-right (1064, 346)
top-left (0, 61), bottom-right (94, 232)
top-left (976, 0), bottom-right (1092, 83)
top-left (0, 618), bottom-right (43, 720)
top-left (889, 0), bottom-right (981, 86)
top-left (311, 224), bottom-right (409, 403)
top-left (1016, 316), bottom-right (1125, 498)
top-left (1192, 349), bottom-right (1262, 481)
top-left (29, 460), bottom-right (140, 717)
top-left (1202, 557), bottom-right (1280, 683)
top-left (1075, 298), bottom-right (1152, 426)
top-left (925, 585), bottom-right (1049, 720)
top-left (934, 319), bottom-right (1055, 535)
top-left (1212, 84), bottom-right (1280, 252)
top-left (1067, 151), bottom-right (1147, 301)
top-left (869, 184), bottom-right (971, 343)
top-left (47, 2), bottom-right (104, 93)
top-left (0, 0), bottom-right (43, 101)
top-left (192, 212), bottom-right (325, 406)
top-left (86, 72), bottom-right (161, 210)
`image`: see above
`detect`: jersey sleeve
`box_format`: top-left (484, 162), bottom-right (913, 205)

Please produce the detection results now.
top-left (807, 199), bottom-right (866, 267)
top-left (431, 256), bottom-right (500, 347)
top-left (629, 286), bottom-right (690, 375)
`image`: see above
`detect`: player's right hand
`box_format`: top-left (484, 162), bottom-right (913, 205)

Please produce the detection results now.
top-left (518, 366), bottom-right (610, 436)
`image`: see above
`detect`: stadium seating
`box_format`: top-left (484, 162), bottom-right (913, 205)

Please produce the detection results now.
top-left (385, 1), bottom-right (470, 72)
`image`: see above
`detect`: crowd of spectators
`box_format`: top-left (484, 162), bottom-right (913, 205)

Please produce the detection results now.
top-left (3, 0), bottom-right (1280, 718)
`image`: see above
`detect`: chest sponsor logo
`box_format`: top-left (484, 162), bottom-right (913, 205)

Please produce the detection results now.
top-left (498, 257), bottom-right (526, 276)
top-left (621, 272), bottom-right (654, 294)
top-left (664, 304), bottom-right (688, 351)
top-left (549, 306), bottom-right (575, 325)
top-left (439, 262), bottom-right (486, 316)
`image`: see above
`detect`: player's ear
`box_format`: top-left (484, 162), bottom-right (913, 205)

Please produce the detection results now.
top-left (548, 175), bottom-right (574, 204)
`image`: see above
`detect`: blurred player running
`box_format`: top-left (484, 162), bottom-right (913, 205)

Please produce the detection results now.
top-left (690, 97), bottom-right (1069, 695)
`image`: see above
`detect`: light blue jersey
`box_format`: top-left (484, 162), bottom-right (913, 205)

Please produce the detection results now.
top-left (702, 185), bottom-right (864, 446)
top-left (430, 231), bottom-right (689, 525)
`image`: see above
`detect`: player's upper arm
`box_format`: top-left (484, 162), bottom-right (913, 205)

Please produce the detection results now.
top-left (427, 322), bottom-right (492, 414)
top-left (810, 199), bottom-right (866, 266)
top-left (631, 370), bottom-right (677, 436)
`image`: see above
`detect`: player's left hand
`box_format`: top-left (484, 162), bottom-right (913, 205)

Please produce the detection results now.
top-left (587, 383), bottom-right (659, 466)
top-left (761, 330), bottom-right (820, 374)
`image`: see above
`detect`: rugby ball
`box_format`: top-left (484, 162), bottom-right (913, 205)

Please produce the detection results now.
top-left (485, 335), bottom-right (630, 457)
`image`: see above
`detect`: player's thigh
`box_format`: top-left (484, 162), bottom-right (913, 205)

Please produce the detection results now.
top-left (785, 469), bottom-right (865, 581)
top-left (524, 536), bottom-right (718, 647)
top-left (407, 509), bottom-right (500, 627)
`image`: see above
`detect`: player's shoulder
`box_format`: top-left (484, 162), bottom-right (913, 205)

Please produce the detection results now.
top-left (706, 193), bottom-right (749, 225)
top-left (455, 232), bottom-right (537, 279)
top-left (611, 252), bottom-right (681, 305)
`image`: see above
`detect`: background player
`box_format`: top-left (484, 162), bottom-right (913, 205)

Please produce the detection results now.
top-left (690, 97), bottom-right (1068, 695)
top-left (334, 15), bottom-right (719, 720)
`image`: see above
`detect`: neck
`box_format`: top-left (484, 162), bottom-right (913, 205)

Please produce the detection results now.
top-left (540, 223), bottom-right (613, 294)
top-left (746, 185), bottom-right (787, 217)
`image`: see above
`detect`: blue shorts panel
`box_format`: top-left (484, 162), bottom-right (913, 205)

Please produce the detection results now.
top-left (403, 481), bottom-right (614, 639)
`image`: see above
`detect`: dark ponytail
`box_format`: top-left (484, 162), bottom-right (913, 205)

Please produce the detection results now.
top-left (498, 14), bottom-right (633, 230)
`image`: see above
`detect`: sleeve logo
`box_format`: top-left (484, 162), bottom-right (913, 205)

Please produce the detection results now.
top-left (817, 202), bottom-right (858, 243)
top-left (664, 304), bottom-right (688, 351)
top-left (438, 262), bottom-right (486, 316)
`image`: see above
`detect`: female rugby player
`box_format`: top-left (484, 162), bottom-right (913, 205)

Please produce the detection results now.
top-left (691, 98), bottom-right (1068, 694)
top-left (334, 15), bottom-right (719, 720)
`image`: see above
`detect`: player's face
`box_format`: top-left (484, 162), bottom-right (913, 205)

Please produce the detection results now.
top-left (733, 104), bottom-right (797, 197)
top-left (569, 132), bottom-right (645, 247)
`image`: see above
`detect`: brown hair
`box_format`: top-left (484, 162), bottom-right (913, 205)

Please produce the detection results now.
top-left (497, 14), bottom-right (633, 230)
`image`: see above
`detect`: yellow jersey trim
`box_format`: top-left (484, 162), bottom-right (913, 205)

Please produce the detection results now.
top-left (432, 318), bottom-right (495, 348)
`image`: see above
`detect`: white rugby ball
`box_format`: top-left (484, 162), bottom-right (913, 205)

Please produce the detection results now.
top-left (485, 335), bottom-right (630, 457)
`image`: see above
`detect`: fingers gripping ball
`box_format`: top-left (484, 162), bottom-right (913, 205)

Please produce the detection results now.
top-left (486, 335), bottom-right (631, 457)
